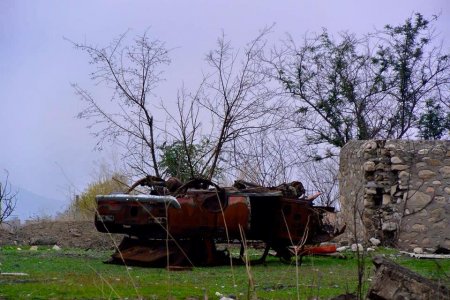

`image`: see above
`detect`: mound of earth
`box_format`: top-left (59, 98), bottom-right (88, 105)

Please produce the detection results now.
top-left (0, 220), bottom-right (123, 250)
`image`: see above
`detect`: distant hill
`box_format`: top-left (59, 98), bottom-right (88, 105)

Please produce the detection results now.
top-left (7, 186), bottom-right (67, 221)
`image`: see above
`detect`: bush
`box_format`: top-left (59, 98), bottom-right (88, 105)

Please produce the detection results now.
top-left (67, 174), bottom-right (129, 220)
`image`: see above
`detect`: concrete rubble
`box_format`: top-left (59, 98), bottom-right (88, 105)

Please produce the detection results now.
top-left (366, 255), bottom-right (450, 300)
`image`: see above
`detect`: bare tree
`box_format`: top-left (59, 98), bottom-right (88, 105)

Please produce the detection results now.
top-left (302, 157), bottom-right (340, 207)
top-left (196, 28), bottom-right (278, 180)
top-left (69, 31), bottom-right (171, 178)
top-left (162, 28), bottom-right (278, 181)
top-left (0, 171), bottom-right (17, 224)
top-left (161, 86), bottom-right (211, 181)
top-left (230, 130), bottom-right (299, 186)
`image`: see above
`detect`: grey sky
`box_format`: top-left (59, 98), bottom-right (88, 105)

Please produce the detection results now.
top-left (1, 0), bottom-right (449, 219)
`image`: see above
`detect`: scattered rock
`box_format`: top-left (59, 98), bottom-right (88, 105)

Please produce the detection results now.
top-left (413, 247), bottom-right (423, 254)
top-left (336, 246), bottom-right (349, 252)
top-left (369, 238), bottom-right (381, 246)
top-left (351, 243), bottom-right (363, 252)
top-left (29, 246), bottom-right (38, 251)
top-left (367, 247), bottom-right (375, 252)
top-left (52, 245), bottom-right (61, 251)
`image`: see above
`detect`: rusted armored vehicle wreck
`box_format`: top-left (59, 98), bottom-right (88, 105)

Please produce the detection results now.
top-left (95, 177), bottom-right (344, 267)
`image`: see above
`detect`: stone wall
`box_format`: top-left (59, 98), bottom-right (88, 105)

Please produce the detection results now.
top-left (339, 140), bottom-right (450, 251)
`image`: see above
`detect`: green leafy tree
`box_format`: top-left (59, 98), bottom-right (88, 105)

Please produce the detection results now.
top-left (159, 140), bottom-right (213, 182)
top-left (273, 31), bottom-right (379, 148)
top-left (373, 13), bottom-right (450, 138)
top-left (418, 99), bottom-right (450, 140)
top-left (272, 13), bottom-right (449, 149)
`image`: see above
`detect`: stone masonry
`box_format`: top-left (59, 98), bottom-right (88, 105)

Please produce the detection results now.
top-left (339, 140), bottom-right (450, 251)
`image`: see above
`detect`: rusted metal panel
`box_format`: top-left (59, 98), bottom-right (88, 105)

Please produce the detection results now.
top-left (95, 177), bottom-right (344, 267)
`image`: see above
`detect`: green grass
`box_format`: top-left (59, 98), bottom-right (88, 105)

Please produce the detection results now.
top-left (0, 246), bottom-right (448, 299)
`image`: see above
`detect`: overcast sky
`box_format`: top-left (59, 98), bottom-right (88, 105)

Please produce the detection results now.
top-left (1, 0), bottom-right (449, 219)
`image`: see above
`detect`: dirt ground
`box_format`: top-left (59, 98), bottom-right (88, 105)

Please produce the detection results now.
top-left (0, 220), bottom-right (123, 250)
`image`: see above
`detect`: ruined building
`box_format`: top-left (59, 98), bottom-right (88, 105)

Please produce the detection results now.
top-left (339, 140), bottom-right (450, 251)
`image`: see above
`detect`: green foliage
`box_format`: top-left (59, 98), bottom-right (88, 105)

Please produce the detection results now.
top-left (1, 246), bottom-right (449, 299)
top-left (159, 140), bottom-right (212, 182)
top-left (372, 13), bottom-right (445, 138)
top-left (276, 13), bottom-right (449, 148)
top-left (418, 99), bottom-right (450, 140)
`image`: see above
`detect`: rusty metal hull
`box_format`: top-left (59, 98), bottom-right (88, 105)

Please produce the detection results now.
top-left (95, 185), bottom-right (344, 267)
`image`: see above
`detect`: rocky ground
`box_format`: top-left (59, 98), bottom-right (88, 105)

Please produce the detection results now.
top-left (0, 220), bottom-right (123, 250)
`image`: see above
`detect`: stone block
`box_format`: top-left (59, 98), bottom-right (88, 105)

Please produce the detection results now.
top-left (382, 222), bottom-right (397, 231)
top-left (418, 149), bottom-right (429, 155)
top-left (434, 196), bottom-right (446, 205)
top-left (439, 166), bottom-right (450, 178)
top-left (390, 156), bottom-right (403, 164)
top-left (432, 221), bottom-right (447, 230)
top-left (375, 163), bottom-right (387, 170)
top-left (398, 171), bottom-right (410, 179)
top-left (364, 161), bottom-right (376, 172)
top-left (425, 187), bottom-right (435, 194)
top-left (431, 147), bottom-right (445, 155)
top-left (391, 164), bottom-right (409, 171)
top-left (406, 190), bottom-right (432, 212)
top-left (416, 162), bottom-right (427, 168)
top-left (417, 210), bottom-right (429, 217)
top-left (418, 170), bottom-right (436, 180)
top-left (363, 141), bottom-right (378, 152)
top-left (445, 187), bottom-right (450, 195)
top-left (423, 158), bottom-right (442, 166)
top-left (430, 208), bottom-right (445, 220)
top-left (365, 187), bottom-right (377, 195)
top-left (411, 224), bottom-right (426, 232)
top-left (382, 194), bottom-right (391, 205)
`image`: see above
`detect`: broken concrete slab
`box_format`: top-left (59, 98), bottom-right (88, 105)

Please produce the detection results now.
top-left (400, 251), bottom-right (450, 259)
top-left (366, 255), bottom-right (450, 300)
